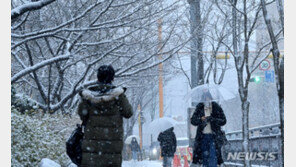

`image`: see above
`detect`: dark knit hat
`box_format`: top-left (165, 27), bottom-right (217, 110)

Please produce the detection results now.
top-left (97, 65), bottom-right (115, 84)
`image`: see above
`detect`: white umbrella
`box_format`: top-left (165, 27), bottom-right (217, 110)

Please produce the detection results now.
top-left (147, 117), bottom-right (178, 135)
top-left (186, 83), bottom-right (236, 103)
top-left (125, 135), bottom-right (140, 144)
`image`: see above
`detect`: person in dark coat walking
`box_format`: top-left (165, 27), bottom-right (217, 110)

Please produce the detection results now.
top-left (77, 65), bottom-right (133, 167)
top-left (130, 137), bottom-right (140, 161)
top-left (157, 127), bottom-right (177, 167)
top-left (190, 92), bottom-right (227, 167)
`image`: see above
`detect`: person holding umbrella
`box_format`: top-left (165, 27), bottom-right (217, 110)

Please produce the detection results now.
top-left (190, 91), bottom-right (227, 167)
top-left (157, 127), bottom-right (177, 167)
top-left (130, 137), bottom-right (140, 161)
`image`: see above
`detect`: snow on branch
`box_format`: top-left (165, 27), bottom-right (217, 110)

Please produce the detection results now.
top-left (117, 40), bottom-right (189, 77)
top-left (11, 54), bottom-right (71, 84)
top-left (11, 1), bottom-right (103, 39)
top-left (11, 0), bottom-right (57, 20)
top-left (11, 0), bottom-right (184, 113)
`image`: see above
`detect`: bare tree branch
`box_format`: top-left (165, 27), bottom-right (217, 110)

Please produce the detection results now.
top-left (11, 0), bottom-right (57, 20)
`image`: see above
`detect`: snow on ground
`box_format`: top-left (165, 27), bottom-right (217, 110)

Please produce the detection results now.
top-left (122, 160), bottom-right (162, 167)
top-left (39, 158), bottom-right (61, 167)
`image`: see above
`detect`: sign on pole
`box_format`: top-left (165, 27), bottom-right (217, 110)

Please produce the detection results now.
top-left (259, 59), bottom-right (271, 71)
top-left (265, 71), bottom-right (275, 83)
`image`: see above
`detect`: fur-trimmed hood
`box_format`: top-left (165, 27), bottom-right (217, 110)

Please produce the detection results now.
top-left (79, 84), bottom-right (126, 104)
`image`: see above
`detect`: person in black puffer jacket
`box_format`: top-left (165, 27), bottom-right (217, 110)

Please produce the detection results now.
top-left (77, 65), bottom-right (133, 167)
top-left (157, 127), bottom-right (177, 167)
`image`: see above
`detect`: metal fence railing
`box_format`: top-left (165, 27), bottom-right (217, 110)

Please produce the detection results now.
top-left (223, 123), bottom-right (282, 167)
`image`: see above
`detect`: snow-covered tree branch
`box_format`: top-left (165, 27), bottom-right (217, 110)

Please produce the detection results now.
top-left (11, 0), bottom-right (57, 20)
top-left (11, 0), bottom-right (187, 113)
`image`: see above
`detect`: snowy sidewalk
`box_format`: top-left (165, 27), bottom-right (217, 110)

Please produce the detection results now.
top-left (122, 160), bottom-right (162, 167)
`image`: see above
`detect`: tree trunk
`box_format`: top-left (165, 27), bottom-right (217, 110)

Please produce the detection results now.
top-left (261, 1), bottom-right (284, 166)
top-left (242, 100), bottom-right (250, 167)
top-left (276, 0), bottom-right (284, 35)
top-left (232, 1), bottom-right (251, 166)
top-left (278, 58), bottom-right (284, 167)
top-left (188, 0), bottom-right (204, 88)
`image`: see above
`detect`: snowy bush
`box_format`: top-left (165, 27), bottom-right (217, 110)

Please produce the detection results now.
top-left (11, 106), bottom-right (80, 167)
top-left (11, 86), bottom-right (39, 114)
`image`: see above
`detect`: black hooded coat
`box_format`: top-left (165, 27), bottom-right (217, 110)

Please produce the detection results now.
top-left (130, 139), bottom-right (140, 152)
top-left (191, 102), bottom-right (227, 165)
top-left (157, 127), bottom-right (177, 157)
top-left (77, 84), bottom-right (133, 167)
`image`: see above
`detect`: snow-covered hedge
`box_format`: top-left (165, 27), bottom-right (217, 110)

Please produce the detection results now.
top-left (11, 86), bottom-right (38, 114)
top-left (11, 106), bottom-right (80, 167)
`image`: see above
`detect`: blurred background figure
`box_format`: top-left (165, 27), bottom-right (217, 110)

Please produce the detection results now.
top-left (130, 137), bottom-right (140, 161)
top-left (157, 127), bottom-right (177, 167)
